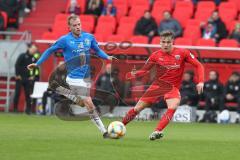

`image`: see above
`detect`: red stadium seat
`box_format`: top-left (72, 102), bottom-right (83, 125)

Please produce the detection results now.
top-left (186, 19), bottom-right (201, 28)
top-left (129, 0), bottom-right (149, 8)
top-left (173, 10), bottom-right (192, 28)
top-left (117, 17), bottom-right (137, 39)
top-left (194, 11), bottom-right (212, 23)
top-left (219, 39), bottom-right (239, 48)
top-left (119, 16), bottom-right (138, 26)
top-left (152, 0), bottom-right (172, 11)
top-left (94, 33), bottom-right (105, 42)
top-left (196, 1), bottom-right (216, 15)
top-left (151, 6), bottom-right (170, 24)
top-left (219, 2), bottom-right (237, 25)
top-left (194, 1), bottom-right (215, 24)
top-left (115, 4), bottom-right (128, 22)
top-left (41, 32), bottom-right (58, 40)
top-left (80, 15), bottom-right (95, 32)
top-left (52, 20), bottom-right (69, 36)
top-left (95, 24), bottom-right (114, 36)
top-left (97, 16), bottom-right (116, 33)
top-left (195, 38), bottom-right (216, 47)
top-left (228, 0), bottom-right (240, 11)
top-left (129, 5), bottom-right (149, 20)
top-left (129, 35), bottom-right (148, 44)
top-left (227, 20), bottom-right (240, 33)
top-left (107, 34), bottom-right (125, 42)
top-left (54, 13), bottom-right (69, 22)
top-left (174, 37), bottom-right (193, 46)
top-left (183, 26), bottom-right (201, 42)
top-left (174, 1), bottom-right (194, 18)
top-left (151, 36), bottom-right (160, 44)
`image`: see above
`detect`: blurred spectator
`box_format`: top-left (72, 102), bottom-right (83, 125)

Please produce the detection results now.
top-left (210, 11), bottom-right (228, 42)
top-left (67, 0), bottom-right (81, 15)
top-left (192, 0), bottom-right (220, 5)
top-left (229, 23), bottom-right (240, 43)
top-left (180, 71), bottom-right (199, 106)
top-left (0, 0), bottom-right (21, 28)
top-left (94, 64), bottom-right (121, 117)
top-left (101, 1), bottom-right (116, 16)
top-left (85, 0), bottom-right (104, 17)
top-left (0, 11), bottom-right (4, 31)
top-left (224, 72), bottom-right (240, 123)
top-left (158, 11), bottom-right (182, 38)
top-left (134, 10), bottom-right (158, 43)
top-left (202, 21), bottom-right (217, 41)
top-left (200, 71), bottom-right (224, 123)
top-left (203, 71), bottom-right (224, 111)
top-left (13, 44), bottom-right (38, 114)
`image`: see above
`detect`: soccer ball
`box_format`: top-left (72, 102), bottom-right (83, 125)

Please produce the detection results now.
top-left (107, 121), bottom-right (126, 139)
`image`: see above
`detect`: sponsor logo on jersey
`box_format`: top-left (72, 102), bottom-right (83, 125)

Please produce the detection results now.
top-left (175, 55), bottom-right (180, 60)
top-left (78, 42), bottom-right (84, 49)
top-left (190, 52), bottom-right (195, 59)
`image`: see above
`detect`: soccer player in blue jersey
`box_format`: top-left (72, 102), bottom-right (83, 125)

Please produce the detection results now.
top-left (27, 14), bottom-right (115, 138)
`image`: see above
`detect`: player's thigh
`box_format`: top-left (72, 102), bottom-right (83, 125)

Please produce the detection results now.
top-left (166, 98), bottom-right (180, 109)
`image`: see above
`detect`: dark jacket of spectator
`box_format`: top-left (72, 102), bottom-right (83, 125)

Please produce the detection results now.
top-left (68, 0), bottom-right (81, 15)
top-left (0, 12), bottom-right (4, 30)
top-left (224, 81), bottom-right (240, 99)
top-left (85, 0), bottom-right (104, 16)
top-left (202, 21), bottom-right (217, 40)
top-left (180, 80), bottom-right (199, 106)
top-left (203, 79), bottom-right (224, 110)
top-left (134, 16), bottom-right (158, 37)
top-left (211, 11), bottom-right (228, 42)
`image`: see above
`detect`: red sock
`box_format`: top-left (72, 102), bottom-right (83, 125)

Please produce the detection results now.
top-left (122, 108), bottom-right (138, 125)
top-left (155, 108), bottom-right (176, 131)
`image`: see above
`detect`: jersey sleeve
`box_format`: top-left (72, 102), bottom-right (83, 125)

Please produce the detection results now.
top-left (135, 53), bottom-right (157, 77)
top-left (36, 37), bottom-right (66, 66)
top-left (184, 50), bottom-right (205, 83)
top-left (90, 36), bottom-right (109, 59)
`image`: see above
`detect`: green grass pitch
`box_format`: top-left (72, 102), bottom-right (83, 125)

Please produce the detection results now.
top-left (0, 113), bottom-right (240, 160)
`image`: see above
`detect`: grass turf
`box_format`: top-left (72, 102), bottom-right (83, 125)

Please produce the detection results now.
top-left (0, 113), bottom-right (240, 160)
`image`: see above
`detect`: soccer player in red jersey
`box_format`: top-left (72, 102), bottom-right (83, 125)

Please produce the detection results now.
top-left (122, 30), bottom-right (204, 140)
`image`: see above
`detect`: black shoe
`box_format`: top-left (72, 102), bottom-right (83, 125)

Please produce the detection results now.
top-left (235, 118), bottom-right (239, 123)
top-left (149, 131), bottom-right (164, 141)
top-left (103, 132), bottom-right (110, 139)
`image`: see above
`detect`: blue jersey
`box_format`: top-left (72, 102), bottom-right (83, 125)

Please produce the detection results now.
top-left (36, 32), bottom-right (109, 79)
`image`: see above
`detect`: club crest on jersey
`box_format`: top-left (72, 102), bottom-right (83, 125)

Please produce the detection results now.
top-left (84, 39), bottom-right (90, 45)
top-left (175, 55), bottom-right (180, 60)
top-left (78, 42), bottom-right (84, 49)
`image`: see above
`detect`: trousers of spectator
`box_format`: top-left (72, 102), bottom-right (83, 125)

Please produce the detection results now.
top-left (13, 79), bottom-right (33, 113)
top-left (205, 96), bottom-right (224, 111)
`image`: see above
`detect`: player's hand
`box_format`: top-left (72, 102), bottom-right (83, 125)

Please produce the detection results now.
top-left (108, 56), bottom-right (118, 61)
top-left (15, 75), bottom-right (22, 80)
top-left (196, 82), bottom-right (204, 94)
top-left (27, 63), bottom-right (37, 70)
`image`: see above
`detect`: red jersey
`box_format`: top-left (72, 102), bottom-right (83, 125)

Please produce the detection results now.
top-left (134, 48), bottom-right (204, 89)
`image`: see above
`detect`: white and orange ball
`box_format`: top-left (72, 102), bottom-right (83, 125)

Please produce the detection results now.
top-left (107, 121), bottom-right (126, 139)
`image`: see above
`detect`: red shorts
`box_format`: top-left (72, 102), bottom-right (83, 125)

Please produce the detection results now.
top-left (139, 81), bottom-right (181, 104)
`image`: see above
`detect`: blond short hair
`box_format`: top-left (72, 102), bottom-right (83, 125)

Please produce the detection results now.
top-left (67, 14), bottom-right (79, 26)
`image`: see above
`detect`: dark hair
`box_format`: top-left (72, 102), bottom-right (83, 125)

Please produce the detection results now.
top-left (159, 30), bottom-right (175, 39)
top-left (184, 70), bottom-right (194, 81)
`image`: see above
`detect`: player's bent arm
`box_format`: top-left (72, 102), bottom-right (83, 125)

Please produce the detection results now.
top-left (36, 37), bottom-right (66, 66)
